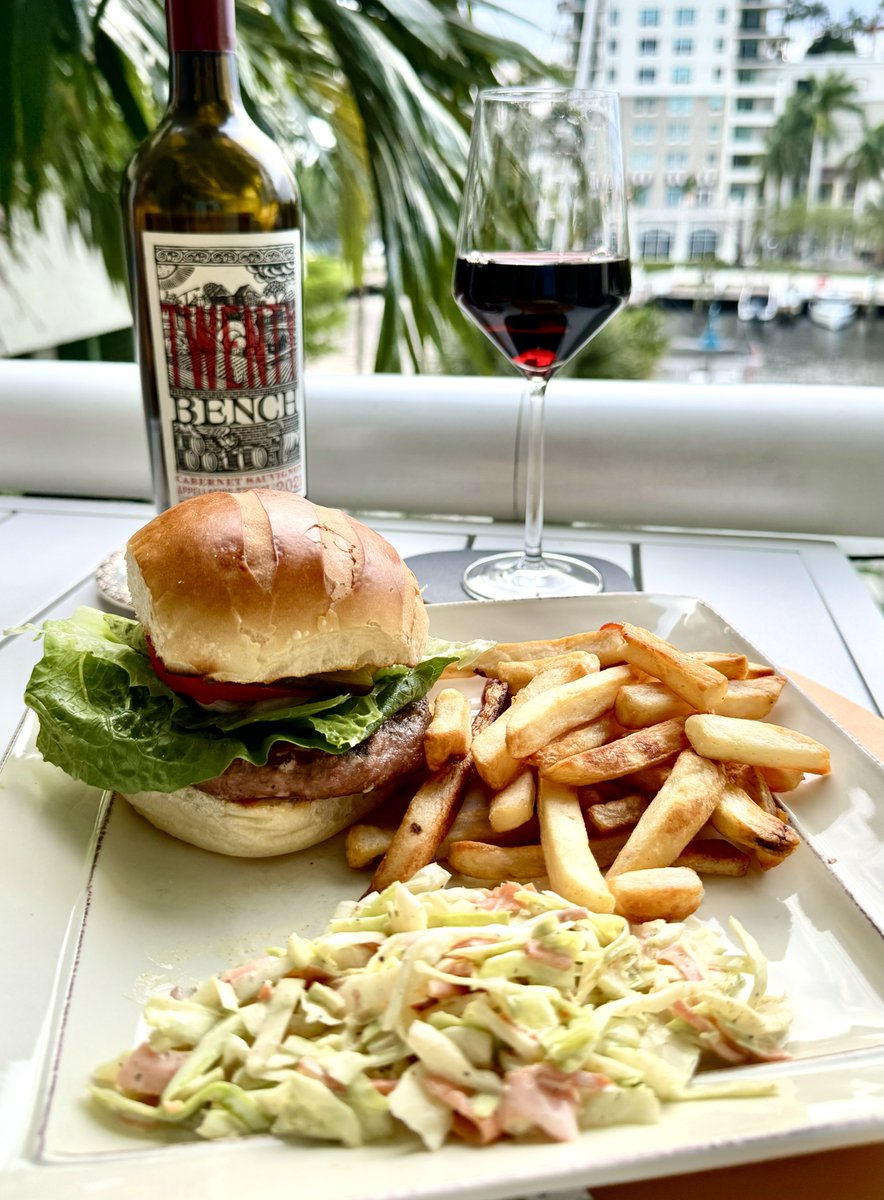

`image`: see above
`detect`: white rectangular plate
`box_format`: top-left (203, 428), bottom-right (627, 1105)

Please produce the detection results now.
top-left (3, 594), bottom-right (884, 1199)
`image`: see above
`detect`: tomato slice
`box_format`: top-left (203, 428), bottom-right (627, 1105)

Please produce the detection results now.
top-left (146, 640), bottom-right (310, 707)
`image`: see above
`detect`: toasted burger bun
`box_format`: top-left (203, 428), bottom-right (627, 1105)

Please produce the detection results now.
top-left (125, 490), bottom-right (428, 683)
top-left (122, 783), bottom-right (398, 858)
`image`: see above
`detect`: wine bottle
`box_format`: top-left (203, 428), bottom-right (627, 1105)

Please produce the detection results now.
top-left (122, 0), bottom-right (305, 510)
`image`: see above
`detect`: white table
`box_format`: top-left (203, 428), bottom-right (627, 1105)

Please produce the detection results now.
top-left (2, 494), bottom-right (883, 1196)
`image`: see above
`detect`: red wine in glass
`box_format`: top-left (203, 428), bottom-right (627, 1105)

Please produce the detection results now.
top-left (454, 252), bottom-right (631, 375)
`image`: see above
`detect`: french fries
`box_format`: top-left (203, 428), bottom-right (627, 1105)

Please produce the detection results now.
top-left (348, 618), bottom-right (833, 924)
top-left (686, 713), bottom-right (831, 775)
top-left (543, 718), bottom-right (689, 786)
top-left (603, 622), bottom-right (729, 712)
top-left (607, 749), bottom-right (725, 877)
top-left (368, 679), bottom-right (507, 894)
top-left (489, 770), bottom-right (536, 833)
top-left (538, 778), bottom-right (614, 913)
top-left (506, 665), bottom-right (634, 759)
top-left (607, 867), bottom-right (704, 922)
top-left (424, 688), bottom-right (472, 771)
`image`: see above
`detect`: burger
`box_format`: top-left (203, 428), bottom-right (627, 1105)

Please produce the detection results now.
top-left (24, 490), bottom-right (458, 857)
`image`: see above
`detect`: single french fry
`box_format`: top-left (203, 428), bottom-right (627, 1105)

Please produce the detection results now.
top-left (472, 709), bottom-right (523, 791)
top-left (726, 763), bottom-right (778, 815)
top-left (369, 680), bottom-right (508, 892)
top-left (447, 840), bottom-right (546, 882)
top-left (537, 777), bottom-right (614, 912)
top-left (529, 712), bottom-right (622, 773)
top-left (489, 770), bottom-right (536, 833)
top-left (686, 713), bottom-right (831, 775)
top-left (687, 651), bottom-right (749, 680)
top-left (585, 793), bottom-right (650, 834)
top-left (424, 687), bottom-right (472, 771)
top-left (471, 627), bottom-right (628, 673)
top-left (615, 682), bottom-right (695, 728)
top-left (608, 867), bottom-right (704, 923)
top-left (715, 676), bottom-right (787, 720)
top-left (674, 838), bottom-right (751, 877)
top-left (506, 665), bottom-right (633, 759)
top-left (745, 660), bottom-right (776, 678)
top-left (493, 651), bottom-right (600, 693)
top-left (607, 749), bottom-right (726, 877)
top-left (542, 718), bottom-right (689, 786)
top-left (346, 823), bottom-right (395, 869)
top-left (711, 780), bottom-right (801, 860)
top-left (758, 765), bottom-right (806, 793)
top-left (603, 622), bottom-right (729, 712)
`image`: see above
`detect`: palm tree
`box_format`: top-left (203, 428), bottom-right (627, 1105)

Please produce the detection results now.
top-left (842, 122), bottom-right (884, 218)
top-left (0, 0), bottom-right (548, 370)
top-left (761, 91), bottom-right (813, 209)
top-left (803, 72), bottom-right (862, 208)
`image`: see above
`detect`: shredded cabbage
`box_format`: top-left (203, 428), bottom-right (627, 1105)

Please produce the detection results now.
top-left (90, 866), bottom-right (791, 1149)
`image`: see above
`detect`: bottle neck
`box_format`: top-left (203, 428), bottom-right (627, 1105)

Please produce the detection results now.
top-left (165, 0), bottom-right (241, 111)
top-left (169, 51), bottom-right (243, 112)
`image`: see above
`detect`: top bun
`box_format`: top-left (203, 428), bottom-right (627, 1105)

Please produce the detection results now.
top-left (125, 491), bottom-right (428, 683)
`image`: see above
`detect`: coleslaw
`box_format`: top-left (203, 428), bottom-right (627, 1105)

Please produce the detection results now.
top-left (90, 866), bottom-right (791, 1149)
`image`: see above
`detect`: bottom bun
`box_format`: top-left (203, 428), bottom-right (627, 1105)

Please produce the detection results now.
top-left (120, 783), bottom-right (395, 857)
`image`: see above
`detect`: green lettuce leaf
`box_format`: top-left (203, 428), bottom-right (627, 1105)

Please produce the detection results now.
top-left (22, 607), bottom-right (454, 795)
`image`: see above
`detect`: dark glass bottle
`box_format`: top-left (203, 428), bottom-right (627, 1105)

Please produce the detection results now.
top-left (122, 0), bottom-right (305, 510)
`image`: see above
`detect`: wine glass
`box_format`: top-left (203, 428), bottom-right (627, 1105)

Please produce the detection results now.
top-left (453, 88), bottom-right (631, 600)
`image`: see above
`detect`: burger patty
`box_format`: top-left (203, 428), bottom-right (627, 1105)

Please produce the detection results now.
top-left (197, 698), bottom-right (432, 802)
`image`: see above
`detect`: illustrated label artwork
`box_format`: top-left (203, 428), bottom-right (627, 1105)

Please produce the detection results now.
top-left (142, 231), bottom-right (305, 503)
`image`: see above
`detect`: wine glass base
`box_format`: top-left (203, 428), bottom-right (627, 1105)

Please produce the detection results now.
top-left (462, 551), bottom-right (604, 601)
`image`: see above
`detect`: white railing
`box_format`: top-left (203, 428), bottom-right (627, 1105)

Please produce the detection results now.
top-left (1, 359), bottom-right (883, 538)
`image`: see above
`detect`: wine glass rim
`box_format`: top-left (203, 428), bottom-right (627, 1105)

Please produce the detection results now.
top-left (477, 86), bottom-right (620, 101)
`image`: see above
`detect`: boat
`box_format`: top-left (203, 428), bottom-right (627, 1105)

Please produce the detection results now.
top-left (808, 294), bottom-right (857, 331)
top-left (738, 284), bottom-right (778, 323)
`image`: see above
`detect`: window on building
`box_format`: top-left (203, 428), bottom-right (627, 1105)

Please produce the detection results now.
top-left (637, 67), bottom-right (657, 83)
top-left (668, 97), bottom-right (693, 115)
top-left (672, 67), bottom-right (692, 84)
top-left (634, 97), bottom-right (658, 114)
top-left (665, 186), bottom-right (684, 206)
top-left (740, 9), bottom-right (762, 29)
top-left (706, 151), bottom-right (718, 165)
top-left (696, 188), bottom-right (713, 207)
top-left (631, 186), bottom-right (650, 207)
top-left (818, 182), bottom-right (833, 204)
top-left (667, 122), bottom-right (690, 142)
top-left (639, 8), bottom-right (661, 26)
top-left (731, 154), bottom-right (754, 168)
top-left (708, 123), bottom-right (721, 140)
top-left (633, 122), bottom-right (657, 143)
top-left (713, 67), bottom-right (723, 80)
top-left (674, 38), bottom-right (694, 54)
top-left (609, 7), bottom-right (619, 25)
top-left (638, 38), bottom-right (658, 54)
top-left (640, 229), bottom-right (671, 260)
top-left (608, 38), bottom-right (618, 52)
top-left (736, 69), bottom-right (758, 83)
top-left (629, 150), bottom-right (655, 170)
top-left (709, 96), bottom-right (724, 111)
top-left (689, 228), bottom-right (718, 260)
top-left (738, 41), bottom-right (760, 59)
top-left (732, 126), bottom-right (753, 141)
top-left (607, 68), bottom-right (617, 83)
top-left (715, 38), bottom-right (726, 51)
top-left (736, 97), bottom-right (754, 111)
top-left (717, 6), bottom-right (728, 21)
top-left (666, 151), bottom-right (689, 168)
top-left (675, 8), bottom-right (696, 25)
top-left (729, 184), bottom-right (747, 203)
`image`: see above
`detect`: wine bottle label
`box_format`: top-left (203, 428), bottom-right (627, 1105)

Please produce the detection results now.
top-left (141, 230), bottom-right (305, 505)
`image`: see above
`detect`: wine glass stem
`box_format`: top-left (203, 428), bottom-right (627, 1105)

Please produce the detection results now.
top-left (521, 372), bottom-right (549, 567)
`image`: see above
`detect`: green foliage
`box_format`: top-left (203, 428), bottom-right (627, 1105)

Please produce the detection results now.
top-left (0, 0), bottom-right (551, 371)
top-left (560, 306), bottom-right (668, 382)
top-left (303, 256), bottom-right (348, 359)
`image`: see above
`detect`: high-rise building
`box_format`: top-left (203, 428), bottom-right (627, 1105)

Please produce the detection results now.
top-left (556, 1), bottom-right (884, 264)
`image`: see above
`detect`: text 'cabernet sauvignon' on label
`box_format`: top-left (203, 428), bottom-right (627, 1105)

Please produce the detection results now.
top-left (142, 230), bottom-right (305, 504)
